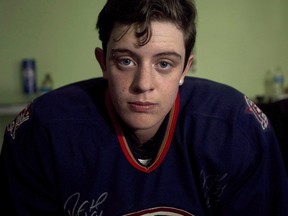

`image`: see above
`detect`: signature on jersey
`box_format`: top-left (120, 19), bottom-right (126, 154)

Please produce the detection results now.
top-left (64, 192), bottom-right (108, 216)
top-left (200, 169), bottom-right (228, 208)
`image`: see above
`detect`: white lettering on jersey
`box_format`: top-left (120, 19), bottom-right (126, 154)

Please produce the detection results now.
top-left (64, 192), bottom-right (108, 216)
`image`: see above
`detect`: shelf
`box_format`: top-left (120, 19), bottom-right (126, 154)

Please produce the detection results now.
top-left (0, 103), bottom-right (28, 116)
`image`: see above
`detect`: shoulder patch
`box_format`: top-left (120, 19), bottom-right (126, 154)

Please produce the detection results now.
top-left (6, 103), bottom-right (31, 139)
top-left (244, 96), bottom-right (269, 130)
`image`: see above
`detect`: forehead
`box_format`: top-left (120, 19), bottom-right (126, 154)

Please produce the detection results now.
top-left (107, 21), bottom-right (185, 54)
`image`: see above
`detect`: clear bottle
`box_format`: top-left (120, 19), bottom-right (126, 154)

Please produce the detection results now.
top-left (264, 70), bottom-right (274, 102)
top-left (39, 73), bottom-right (53, 95)
top-left (273, 67), bottom-right (284, 99)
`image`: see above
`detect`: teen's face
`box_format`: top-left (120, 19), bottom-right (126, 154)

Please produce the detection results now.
top-left (96, 21), bottom-right (193, 137)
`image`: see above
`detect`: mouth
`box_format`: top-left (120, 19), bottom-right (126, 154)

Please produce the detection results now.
top-left (128, 101), bottom-right (156, 112)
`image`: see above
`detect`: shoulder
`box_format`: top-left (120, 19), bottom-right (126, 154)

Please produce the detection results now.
top-left (180, 77), bottom-right (244, 117)
top-left (36, 77), bottom-right (106, 105)
top-left (181, 76), bottom-right (243, 102)
top-left (15, 78), bottom-right (107, 129)
top-left (178, 78), bottom-right (282, 182)
top-left (4, 78), bottom-right (108, 144)
top-left (179, 76), bottom-right (272, 137)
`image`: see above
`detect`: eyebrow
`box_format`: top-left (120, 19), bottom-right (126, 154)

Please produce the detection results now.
top-left (111, 48), bottom-right (134, 57)
top-left (111, 48), bottom-right (182, 59)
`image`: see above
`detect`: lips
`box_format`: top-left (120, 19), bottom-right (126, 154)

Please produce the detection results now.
top-left (128, 101), bottom-right (156, 112)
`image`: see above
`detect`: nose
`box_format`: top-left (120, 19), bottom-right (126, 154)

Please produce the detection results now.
top-left (131, 63), bottom-right (154, 93)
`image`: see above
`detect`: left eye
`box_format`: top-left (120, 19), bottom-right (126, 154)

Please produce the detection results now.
top-left (158, 61), bottom-right (172, 69)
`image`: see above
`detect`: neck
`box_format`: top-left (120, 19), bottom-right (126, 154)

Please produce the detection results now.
top-left (132, 127), bottom-right (158, 145)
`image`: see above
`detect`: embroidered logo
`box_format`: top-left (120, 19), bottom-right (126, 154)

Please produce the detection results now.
top-left (6, 104), bottom-right (31, 139)
top-left (244, 96), bottom-right (268, 130)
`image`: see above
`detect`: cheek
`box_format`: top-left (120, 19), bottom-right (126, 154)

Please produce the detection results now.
top-left (162, 84), bottom-right (179, 104)
top-left (111, 80), bottom-right (128, 95)
top-left (167, 89), bottom-right (178, 104)
top-left (108, 78), bottom-right (129, 104)
top-left (161, 80), bottom-right (179, 93)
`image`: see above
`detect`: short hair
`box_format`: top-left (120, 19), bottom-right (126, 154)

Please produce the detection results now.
top-left (96, 0), bottom-right (197, 65)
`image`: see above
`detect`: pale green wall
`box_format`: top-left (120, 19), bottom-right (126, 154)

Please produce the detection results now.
top-left (0, 0), bottom-right (105, 104)
top-left (0, 0), bottom-right (288, 104)
top-left (194, 0), bottom-right (288, 98)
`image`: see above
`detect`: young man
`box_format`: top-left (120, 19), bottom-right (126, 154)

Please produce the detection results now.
top-left (1, 0), bottom-right (288, 215)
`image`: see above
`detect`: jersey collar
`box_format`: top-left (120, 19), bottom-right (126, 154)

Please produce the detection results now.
top-left (105, 90), bottom-right (180, 173)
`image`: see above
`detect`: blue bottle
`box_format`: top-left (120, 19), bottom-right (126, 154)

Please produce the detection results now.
top-left (22, 59), bottom-right (37, 95)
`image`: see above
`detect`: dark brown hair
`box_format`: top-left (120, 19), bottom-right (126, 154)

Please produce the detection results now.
top-left (96, 0), bottom-right (197, 65)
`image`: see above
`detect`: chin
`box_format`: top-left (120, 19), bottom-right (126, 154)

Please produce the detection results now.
top-left (123, 115), bottom-right (160, 131)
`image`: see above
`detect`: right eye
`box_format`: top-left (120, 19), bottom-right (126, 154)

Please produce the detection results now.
top-left (118, 58), bottom-right (134, 66)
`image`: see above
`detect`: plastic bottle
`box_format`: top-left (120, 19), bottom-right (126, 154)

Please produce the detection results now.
top-left (22, 59), bottom-right (37, 95)
top-left (273, 67), bottom-right (284, 99)
top-left (39, 73), bottom-right (53, 94)
top-left (264, 70), bottom-right (274, 102)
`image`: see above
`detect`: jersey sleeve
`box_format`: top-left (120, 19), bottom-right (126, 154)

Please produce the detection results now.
top-left (0, 102), bottom-right (62, 215)
top-left (218, 95), bottom-right (288, 215)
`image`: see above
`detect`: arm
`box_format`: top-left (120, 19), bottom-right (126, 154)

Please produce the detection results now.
top-left (218, 96), bottom-right (288, 215)
top-left (0, 103), bottom-right (63, 216)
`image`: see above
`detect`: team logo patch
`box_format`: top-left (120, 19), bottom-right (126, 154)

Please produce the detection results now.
top-left (124, 206), bottom-right (194, 216)
top-left (6, 103), bottom-right (31, 139)
top-left (244, 96), bottom-right (268, 130)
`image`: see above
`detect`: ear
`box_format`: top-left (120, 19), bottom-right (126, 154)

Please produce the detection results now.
top-left (95, 47), bottom-right (107, 78)
top-left (179, 55), bottom-right (194, 85)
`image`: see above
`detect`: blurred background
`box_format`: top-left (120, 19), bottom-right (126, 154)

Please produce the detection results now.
top-left (1, 0), bottom-right (288, 145)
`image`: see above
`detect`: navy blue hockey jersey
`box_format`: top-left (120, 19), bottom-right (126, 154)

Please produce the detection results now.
top-left (1, 77), bottom-right (288, 215)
